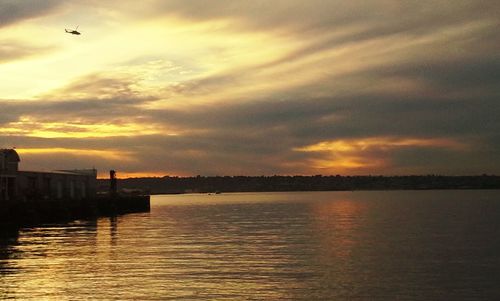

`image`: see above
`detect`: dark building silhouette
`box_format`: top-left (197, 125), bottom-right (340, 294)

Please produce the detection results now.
top-left (0, 149), bottom-right (97, 202)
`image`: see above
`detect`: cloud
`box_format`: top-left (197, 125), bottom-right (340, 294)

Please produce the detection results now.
top-left (0, 0), bottom-right (63, 28)
top-left (0, 41), bottom-right (55, 64)
top-left (154, 1), bottom-right (500, 36)
top-left (1, 1), bottom-right (499, 176)
top-left (0, 74), bottom-right (160, 138)
top-left (2, 79), bottom-right (499, 175)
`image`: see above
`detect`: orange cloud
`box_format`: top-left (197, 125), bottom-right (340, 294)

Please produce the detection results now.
top-left (297, 137), bottom-right (466, 153)
top-left (0, 116), bottom-right (166, 138)
top-left (295, 137), bottom-right (467, 173)
top-left (16, 148), bottom-right (135, 162)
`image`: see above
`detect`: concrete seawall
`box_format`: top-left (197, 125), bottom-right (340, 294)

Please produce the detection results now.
top-left (0, 195), bottom-right (150, 226)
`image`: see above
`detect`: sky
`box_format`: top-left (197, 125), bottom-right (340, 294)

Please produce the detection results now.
top-left (0, 0), bottom-right (499, 177)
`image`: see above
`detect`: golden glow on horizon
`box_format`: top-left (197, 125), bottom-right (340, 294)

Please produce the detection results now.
top-left (313, 157), bottom-right (385, 169)
top-left (98, 171), bottom-right (168, 179)
top-left (295, 137), bottom-right (467, 172)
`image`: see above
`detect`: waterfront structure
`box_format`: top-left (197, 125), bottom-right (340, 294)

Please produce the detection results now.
top-left (0, 149), bottom-right (97, 202)
top-left (1, 149), bottom-right (149, 226)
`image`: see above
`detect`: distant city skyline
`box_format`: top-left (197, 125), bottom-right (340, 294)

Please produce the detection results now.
top-left (1, 1), bottom-right (499, 177)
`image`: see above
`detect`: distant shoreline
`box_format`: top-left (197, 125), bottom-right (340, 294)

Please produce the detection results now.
top-left (145, 188), bottom-right (500, 196)
top-left (97, 175), bottom-right (500, 194)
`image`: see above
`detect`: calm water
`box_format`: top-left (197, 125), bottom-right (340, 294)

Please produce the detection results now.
top-left (1, 191), bottom-right (500, 300)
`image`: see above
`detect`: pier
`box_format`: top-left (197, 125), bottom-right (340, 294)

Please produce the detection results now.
top-left (1, 149), bottom-right (149, 226)
top-left (0, 195), bottom-right (150, 226)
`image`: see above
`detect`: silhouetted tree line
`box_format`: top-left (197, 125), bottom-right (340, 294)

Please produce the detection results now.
top-left (97, 175), bottom-right (500, 194)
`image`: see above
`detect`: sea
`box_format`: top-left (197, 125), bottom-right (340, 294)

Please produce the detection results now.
top-left (1, 190), bottom-right (499, 300)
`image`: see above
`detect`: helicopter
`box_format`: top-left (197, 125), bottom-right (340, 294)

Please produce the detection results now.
top-left (65, 25), bottom-right (81, 35)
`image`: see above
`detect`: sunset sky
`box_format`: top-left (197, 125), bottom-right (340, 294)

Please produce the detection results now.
top-left (1, 1), bottom-right (499, 177)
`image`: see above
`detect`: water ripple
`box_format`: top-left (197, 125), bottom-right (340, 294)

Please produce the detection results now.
top-left (1, 191), bottom-right (500, 300)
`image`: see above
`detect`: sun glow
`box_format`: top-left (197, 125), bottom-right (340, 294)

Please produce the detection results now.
top-left (100, 171), bottom-right (167, 179)
top-left (295, 137), bottom-right (467, 173)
